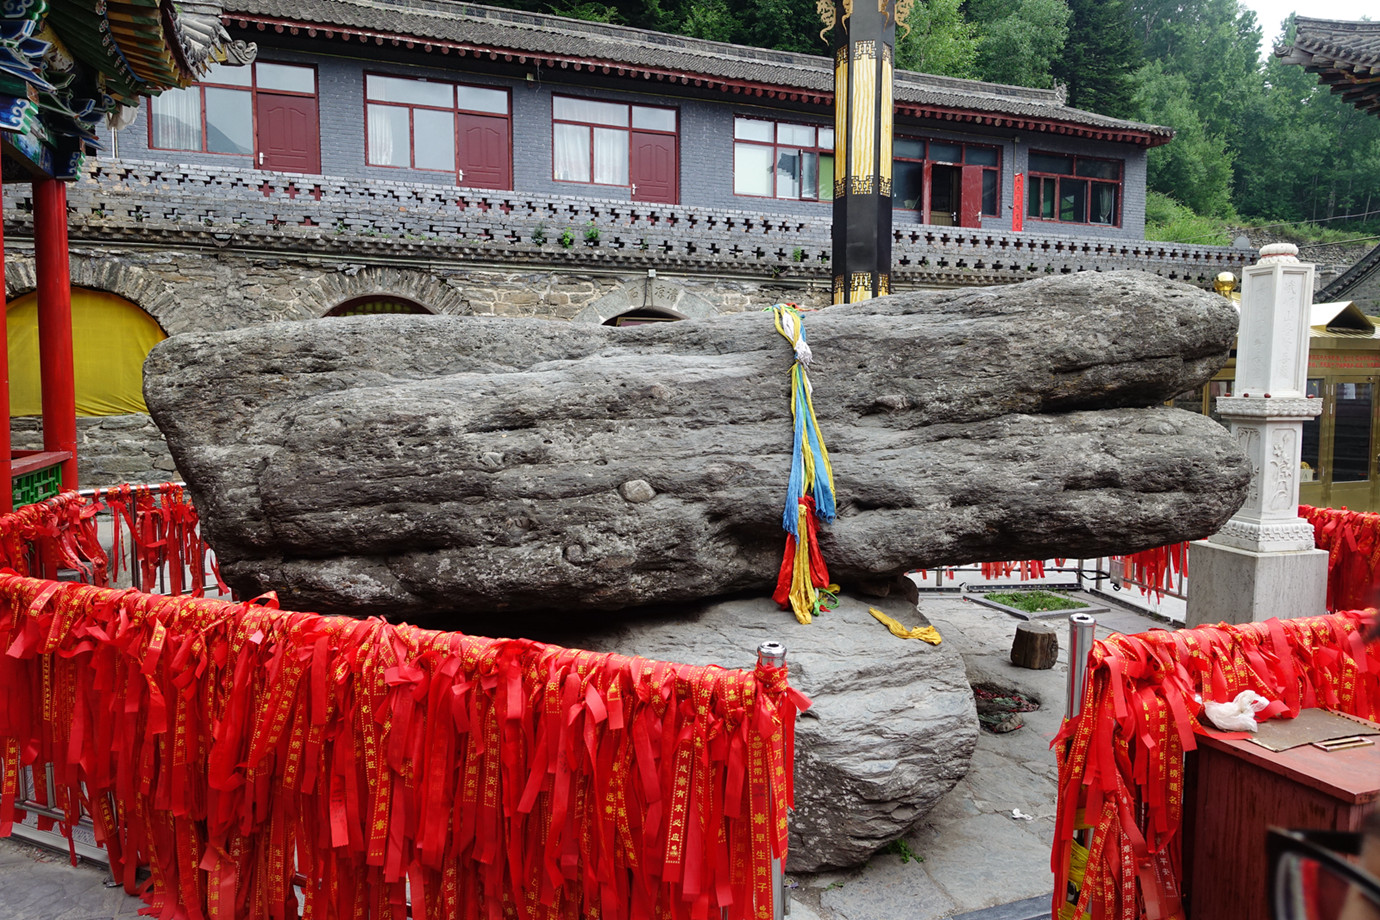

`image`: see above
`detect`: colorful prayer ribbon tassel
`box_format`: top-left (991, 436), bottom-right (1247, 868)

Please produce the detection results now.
top-left (769, 305), bottom-right (837, 624)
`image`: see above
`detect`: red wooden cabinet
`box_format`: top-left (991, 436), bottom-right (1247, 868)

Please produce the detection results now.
top-left (1186, 729), bottom-right (1380, 920)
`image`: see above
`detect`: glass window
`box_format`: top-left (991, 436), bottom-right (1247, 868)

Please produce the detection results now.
top-left (981, 170), bottom-right (998, 215)
top-left (413, 109), bottom-right (456, 171)
top-left (894, 138), bottom-right (924, 159)
top-left (457, 86), bottom-right (508, 115)
top-left (202, 62), bottom-right (251, 87)
top-left (1059, 178), bottom-right (1088, 222)
top-left (364, 74), bottom-right (510, 185)
top-left (734, 118), bottom-right (773, 142)
top-left (554, 96), bottom-right (627, 127)
top-left (203, 87), bottom-right (252, 154)
top-left (1334, 382), bottom-right (1373, 483)
top-left (1029, 152), bottom-right (1073, 174)
top-left (778, 123), bottom-right (814, 147)
top-left (929, 142), bottom-right (961, 163)
top-left (552, 96), bottom-right (673, 190)
top-left (367, 74), bottom-right (451, 107)
top-left (366, 104), bottom-right (410, 167)
top-left (254, 62), bottom-right (315, 94)
top-left (1301, 378), bottom-right (1323, 480)
top-left (1076, 158), bottom-right (1120, 180)
top-left (554, 123), bottom-right (592, 182)
top-left (148, 61), bottom-right (307, 157)
top-left (632, 106), bottom-right (676, 132)
top-left (967, 146), bottom-right (999, 167)
top-left (1027, 151), bottom-right (1123, 227)
top-left (891, 137), bottom-right (1000, 217)
top-left (734, 143), bottom-right (773, 196)
top-left (733, 116), bottom-right (833, 201)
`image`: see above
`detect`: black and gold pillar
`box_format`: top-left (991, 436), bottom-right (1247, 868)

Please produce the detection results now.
top-left (820, 1), bottom-right (910, 304)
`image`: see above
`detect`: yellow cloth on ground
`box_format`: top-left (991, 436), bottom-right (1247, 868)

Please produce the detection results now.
top-left (868, 607), bottom-right (943, 644)
top-left (7, 287), bottom-right (167, 417)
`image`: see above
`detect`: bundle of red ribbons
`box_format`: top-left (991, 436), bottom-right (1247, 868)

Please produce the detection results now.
top-left (1301, 504), bottom-right (1380, 612)
top-left (0, 571), bottom-right (809, 920)
top-left (0, 485), bottom-right (223, 597)
top-left (1053, 610), bottom-right (1380, 920)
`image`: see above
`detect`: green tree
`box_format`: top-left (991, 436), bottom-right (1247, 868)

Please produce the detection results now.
top-left (1052, 0), bottom-right (1141, 116)
top-left (971, 0), bottom-right (1070, 89)
top-left (677, 0), bottom-right (736, 43)
top-left (893, 0), bottom-right (978, 78)
top-left (1133, 61), bottom-right (1235, 217)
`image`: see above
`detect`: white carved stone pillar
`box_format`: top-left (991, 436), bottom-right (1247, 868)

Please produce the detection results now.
top-left (1186, 244), bottom-right (1329, 627)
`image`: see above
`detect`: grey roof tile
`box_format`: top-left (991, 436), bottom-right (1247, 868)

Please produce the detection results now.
top-left (226, 0), bottom-right (1171, 140)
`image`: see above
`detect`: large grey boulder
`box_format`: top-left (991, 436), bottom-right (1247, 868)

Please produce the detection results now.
top-left (540, 591), bottom-right (977, 872)
top-left (144, 270), bottom-right (1248, 620)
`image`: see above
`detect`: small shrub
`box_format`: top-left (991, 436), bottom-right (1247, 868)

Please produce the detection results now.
top-left (791, 247), bottom-right (805, 262)
top-left (983, 590), bottom-right (1088, 614)
top-left (559, 228), bottom-right (575, 249)
top-left (584, 220), bottom-right (601, 244)
top-left (531, 225), bottom-right (547, 245)
top-left (883, 839), bottom-right (923, 863)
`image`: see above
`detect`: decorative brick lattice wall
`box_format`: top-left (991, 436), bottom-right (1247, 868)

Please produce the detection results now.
top-left (4, 159), bottom-right (1251, 290)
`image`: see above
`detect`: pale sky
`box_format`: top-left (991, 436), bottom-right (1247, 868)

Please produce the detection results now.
top-left (1241, 0), bottom-right (1373, 59)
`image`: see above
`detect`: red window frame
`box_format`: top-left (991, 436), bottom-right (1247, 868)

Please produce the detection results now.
top-left (551, 95), bottom-right (677, 189)
top-left (1025, 151), bottom-right (1123, 227)
top-left (732, 116), bottom-right (835, 202)
top-left (146, 61), bottom-right (317, 157)
top-left (364, 73), bottom-right (511, 181)
top-left (892, 137), bottom-right (1001, 216)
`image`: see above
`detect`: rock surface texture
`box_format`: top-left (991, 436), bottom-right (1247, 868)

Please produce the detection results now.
top-left (535, 592), bottom-right (978, 872)
top-left (144, 270), bottom-right (1249, 619)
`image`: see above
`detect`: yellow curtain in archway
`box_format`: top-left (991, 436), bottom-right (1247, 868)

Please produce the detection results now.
top-left (7, 288), bottom-right (168, 416)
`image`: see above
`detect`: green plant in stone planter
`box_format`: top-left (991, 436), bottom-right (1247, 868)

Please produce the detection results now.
top-left (531, 224), bottom-right (547, 245)
top-left (584, 220), bottom-right (601, 245)
top-left (559, 228), bottom-right (575, 249)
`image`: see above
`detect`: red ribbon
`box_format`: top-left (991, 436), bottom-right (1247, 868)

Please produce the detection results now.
top-left (1053, 608), bottom-right (1380, 920)
top-left (0, 571), bottom-right (806, 920)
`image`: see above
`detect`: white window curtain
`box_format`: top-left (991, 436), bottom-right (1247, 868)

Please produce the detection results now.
top-left (554, 123), bottom-right (590, 182)
top-left (367, 104), bottom-right (407, 167)
top-left (151, 88), bottom-right (202, 151)
top-left (592, 127), bottom-right (627, 185)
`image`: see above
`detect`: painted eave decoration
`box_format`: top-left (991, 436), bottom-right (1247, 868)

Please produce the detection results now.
top-left (225, 0), bottom-right (1174, 148)
top-left (0, 0), bottom-right (255, 179)
top-left (1278, 17), bottom-right (1380, 117)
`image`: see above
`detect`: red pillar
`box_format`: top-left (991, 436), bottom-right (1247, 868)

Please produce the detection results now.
top-left (32, 177), bottom-right (77, 491)
top-left (0, 160), bottom-right (10, 513)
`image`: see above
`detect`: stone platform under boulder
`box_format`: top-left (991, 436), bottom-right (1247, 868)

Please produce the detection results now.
top-left (532, 590), bottom-right (977, 872)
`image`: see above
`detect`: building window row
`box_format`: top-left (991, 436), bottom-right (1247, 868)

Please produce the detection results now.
top-left (146, 66), bottom-right (1123, 228)
top-left (1025, 152), bottom-right (1121, 226)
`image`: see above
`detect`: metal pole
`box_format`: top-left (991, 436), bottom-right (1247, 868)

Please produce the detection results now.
top-left (1066, 613), bottom-right (1097, 720)
top-left (756, 641), bottom-right (788, 919)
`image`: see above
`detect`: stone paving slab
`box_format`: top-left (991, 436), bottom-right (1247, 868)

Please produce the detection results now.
top-left (0, 841), bottom-right (140, 920)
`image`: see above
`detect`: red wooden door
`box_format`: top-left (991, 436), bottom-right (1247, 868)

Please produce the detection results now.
top-left (960, 165), bottom-right (984, 228)
top-left (630, 131), bottom-right (677, 203)
top-left (457, 113), bottom-right (511, 190)
top-left (255, 93), bottom-right (320, 173)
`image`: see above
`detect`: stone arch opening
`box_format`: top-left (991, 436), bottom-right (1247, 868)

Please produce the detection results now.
top-left (326, 294), bottom-right (433, 317)
top-left (572, 276), bottom-right (721, 325)
top-left (6, 287), bottom-right (167, 416)
top-left (604, 306), bottom-right (685, 326)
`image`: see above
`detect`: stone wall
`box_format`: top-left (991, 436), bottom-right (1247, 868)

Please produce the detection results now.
top-left (11, 415), bottom-right (177, 489)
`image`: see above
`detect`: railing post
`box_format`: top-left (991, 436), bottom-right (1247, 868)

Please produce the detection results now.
top-left (756, 641), bottom-right (788, 920)
top-left (1066, 613), bottom-right (1097, 720)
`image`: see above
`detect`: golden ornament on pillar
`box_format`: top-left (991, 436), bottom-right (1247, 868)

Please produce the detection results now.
top-left (892, 0), bottom-right (916, 34)
top-left (816, 0), bottom-right (837, 42)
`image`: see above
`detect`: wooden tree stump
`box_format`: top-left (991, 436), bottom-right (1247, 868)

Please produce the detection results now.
top-left (1011, 620), bottom-right (1059, 670)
